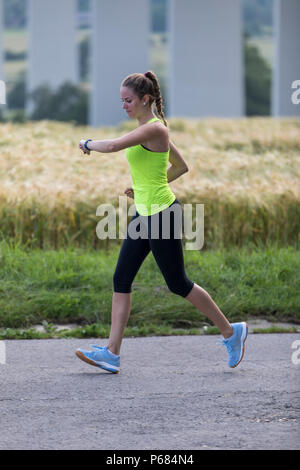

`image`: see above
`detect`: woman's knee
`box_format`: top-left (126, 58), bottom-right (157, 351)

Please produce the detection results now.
top-left (167, 279), bottom-right (194, 298)
top-left (113, 271), bottom-right (132, 294)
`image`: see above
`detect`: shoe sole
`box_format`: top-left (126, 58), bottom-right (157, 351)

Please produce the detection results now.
top-left (75, 350), bottom-right (119, 374)
top-left (230, 322), bottom-right (248, 368)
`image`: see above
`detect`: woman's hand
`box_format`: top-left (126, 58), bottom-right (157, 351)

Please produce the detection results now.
top-left (79, 139), bottom-right (90, 156)
top-left (124, 187), bottom-right (134, 199)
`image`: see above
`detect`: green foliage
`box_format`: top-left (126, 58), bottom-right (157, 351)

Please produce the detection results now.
top-left (152, 0), bottom-right (167, 32)
top-left (4, 0), bottom-right (273, 35)
top-left (243, 0), bottom-right (273, 37)
top-left (0, 241), bottom-right (299, 330)
top-left (5, 50), bottom-right (26, 61)
top-left (78, 0), bottom-right (90, 12)
top-left (79, 37), bottom-right (90, 81)
top-left (252, 326), bottom-right (299, 334)
top-left (7, 72), bottom-right (26, 109)
top-left (0, 108), bottom-right (6, 123)
top-left (244, 39), bottom-right (271, 116)
top-left (4, 0), bottom-right (27, 28)
top-left (29, 81), bottom-right (88, 125)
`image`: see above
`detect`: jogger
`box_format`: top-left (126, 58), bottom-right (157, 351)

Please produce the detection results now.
top-left (76, 70), bottom-right (248, 373)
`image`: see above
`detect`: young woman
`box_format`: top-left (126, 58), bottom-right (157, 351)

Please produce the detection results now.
top-left (75, 71), bottom-right (248, 373)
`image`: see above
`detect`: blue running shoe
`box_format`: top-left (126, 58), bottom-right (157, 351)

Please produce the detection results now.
top-left (75, 345), bottom-right (120, 373)
top-left (222, 322), bottom-right (248, 368)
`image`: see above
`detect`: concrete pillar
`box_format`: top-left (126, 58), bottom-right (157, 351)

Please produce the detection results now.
top-left (0, 0), bottom-right (5, 107)
top-left (0, 0), bottom-right (3, 79)
top-left (272, 0), bottom-right (300, 116)
top-left (27, 0), bottom-right (78, 110)
top-left (90, 0), bottom-right (150, 127)
top-left (168, 0), bottom-right (244, 118)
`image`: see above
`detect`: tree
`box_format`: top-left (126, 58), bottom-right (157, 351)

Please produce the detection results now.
top-left (244, 40), bottom-right (271, 116)
top-left (4, 0), bottom-right (27, 28)
top-left (29, 81), bottom-right (88, 125)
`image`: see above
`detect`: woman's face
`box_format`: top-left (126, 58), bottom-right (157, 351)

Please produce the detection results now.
top-left (120, 86), bottom-right (146, 119)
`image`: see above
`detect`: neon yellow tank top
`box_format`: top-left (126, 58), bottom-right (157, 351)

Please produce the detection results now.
top-left (125, 117), bottom-right (176, 216)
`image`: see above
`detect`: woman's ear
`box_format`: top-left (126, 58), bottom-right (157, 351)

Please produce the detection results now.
top-left (142, 94), bottom-right (150, 106)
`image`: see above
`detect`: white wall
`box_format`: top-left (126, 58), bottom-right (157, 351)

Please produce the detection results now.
top-left (272, 0), bottom-right (300, 116)
top-left (0, 0), bottom-right (5, 107)
top-left (90, 0), bottom-right (150, 127)
top-left (27, 0), bottom-right (78, 112)
top-left (0, 0), bottom-right (3, 82)
top-left (168, 0), bottom-right (244, 118)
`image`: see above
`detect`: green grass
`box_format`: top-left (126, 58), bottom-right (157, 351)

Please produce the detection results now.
top-left (252, 326), bottom-right (299, 334)
top-left (0, 323), bottom-right (298, 341)
top-left (0, 240), bottom-right (299, 337)
top-left (0, 324), bottom-right (203, 341)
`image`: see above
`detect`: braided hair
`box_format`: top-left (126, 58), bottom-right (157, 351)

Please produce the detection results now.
top-left (121, 70), bottom-right (167, 127)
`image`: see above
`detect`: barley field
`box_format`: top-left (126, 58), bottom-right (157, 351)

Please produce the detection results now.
top-left (0, 117), bottom-right (299, 249)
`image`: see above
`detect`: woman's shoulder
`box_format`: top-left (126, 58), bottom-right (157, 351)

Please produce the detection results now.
top-left (140, 118), bottom-right (168, 137)
top-left (150, 119), bottom-right (169, 136)
top-left (150, 121), bottom-right (169, 146)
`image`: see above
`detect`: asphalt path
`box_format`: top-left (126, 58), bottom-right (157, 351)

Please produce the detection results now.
top-left (0, 334), bottom-right (299, 450)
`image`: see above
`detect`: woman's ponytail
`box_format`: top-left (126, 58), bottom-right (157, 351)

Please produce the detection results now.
top-left (144, 71), bottom-right (168, 127)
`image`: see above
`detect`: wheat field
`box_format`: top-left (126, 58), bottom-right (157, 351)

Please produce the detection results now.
top-left (0, 117), bottom-right (299, 249)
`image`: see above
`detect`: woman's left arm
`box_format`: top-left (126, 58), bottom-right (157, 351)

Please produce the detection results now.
top-left (167, 141), bottom-right (189, 183)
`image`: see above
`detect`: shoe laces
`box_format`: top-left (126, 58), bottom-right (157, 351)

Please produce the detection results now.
top-left (90, 345), bottom-right (106, 351)
top-left (215, 338), bottom-right (234, 353)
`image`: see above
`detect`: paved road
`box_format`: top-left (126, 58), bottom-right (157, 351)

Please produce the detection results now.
top-left (0, 334), bottom-right (299, 450)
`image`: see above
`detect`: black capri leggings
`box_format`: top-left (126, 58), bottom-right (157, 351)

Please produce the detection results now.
top-left (113, 199), bottom-right (194, 297)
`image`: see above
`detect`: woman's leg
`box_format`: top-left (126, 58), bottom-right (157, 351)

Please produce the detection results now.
top-left (185, 284), bottom-right (233, 338)
top-left (108, 214), bottom-right (151, 355)
top-left (75, 214), bottom-right (150, 371)
top-left (108, 292), bottom-right (132, 355)
top-left (149, 202), bottom-right (233, 339)
top-left (151, 238), bottom-right (232, 337)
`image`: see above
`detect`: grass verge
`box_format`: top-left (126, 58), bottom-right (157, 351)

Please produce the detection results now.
top-left (0, 323), bottom-right (298, 340)
top-left (0, 240), bottom-right (299, 340)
